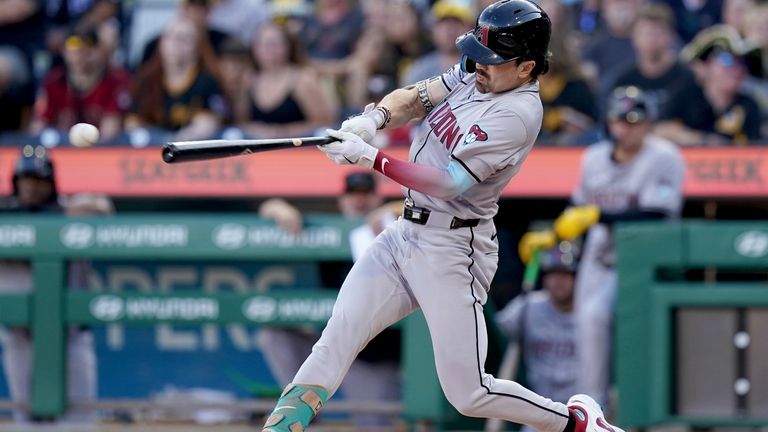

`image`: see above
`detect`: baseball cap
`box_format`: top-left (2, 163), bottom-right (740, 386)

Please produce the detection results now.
top-left (432, 1), bottom-right (474, 25)
top-left (606, 86), bottom-right (650, 124)
top-left (344, 172), bottom-right (376, 194)
top-left (64, 29), bottom-right (98, 50)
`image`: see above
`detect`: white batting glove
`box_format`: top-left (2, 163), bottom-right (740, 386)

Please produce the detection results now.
top-left (340, 103), bottom-right (381, 143)
top-left (319, 128), bottom-right (379, 169)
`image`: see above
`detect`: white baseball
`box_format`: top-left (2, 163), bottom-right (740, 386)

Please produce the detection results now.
top-left (68, 123), bottom-right (100, 147)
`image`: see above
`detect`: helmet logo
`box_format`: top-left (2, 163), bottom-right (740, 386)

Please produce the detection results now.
top-left (477, 27), bottom-right (490, 46)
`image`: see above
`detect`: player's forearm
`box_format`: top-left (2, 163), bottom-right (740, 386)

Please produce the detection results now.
top-left (377, 87), bottom-right (427, 129)
top-left (372, 151), bottom-right (472, 200)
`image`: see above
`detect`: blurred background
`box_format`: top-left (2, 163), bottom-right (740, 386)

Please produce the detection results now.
top-left (0, 0), bottom-right (766, 430)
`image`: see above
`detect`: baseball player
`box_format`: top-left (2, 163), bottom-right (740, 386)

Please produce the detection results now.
top-left (520, 86), bottom-right (685, 410)
top-left (261, 2), bottom-right (623, 432)
top-left (0, 147), bottom-right (99, 423)
top-left (496, 245), bottom-right (579, 408)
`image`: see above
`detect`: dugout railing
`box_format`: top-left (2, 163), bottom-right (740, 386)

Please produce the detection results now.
top-left (616, 221), bottom-right (768, 428)
top-left (0, 214), bottom-right (405, 419)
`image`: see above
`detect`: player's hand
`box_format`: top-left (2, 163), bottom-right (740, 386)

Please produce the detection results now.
top-left (340, 103), bottom-right (378, 143)
top-left (554, 205), bottom-right (600, 241)
top-left (518, 230), bottom-right (557, 264)
top-left (320, 129), bottom-right (379, 169)
top-left (258, 198), bottom-right (303, 234)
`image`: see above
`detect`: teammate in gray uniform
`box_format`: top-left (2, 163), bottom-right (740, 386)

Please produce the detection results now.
top-left (522, 85), bottom-right (685, 410)
top-left (496, 245), bottom-right (579, 408)
top-left (260, 2), bottom-right (625, 432)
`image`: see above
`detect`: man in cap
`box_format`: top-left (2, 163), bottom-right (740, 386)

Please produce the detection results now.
top-left (655, 25), bottom-right (764, 145)
top-left (496, 244), bottom-right (580, 430)
top-left (520, 86), bottom-right (685, 411)
top-left (401, 1), bottom-right (475, 86)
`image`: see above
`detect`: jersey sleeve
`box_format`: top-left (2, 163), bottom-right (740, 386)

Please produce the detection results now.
top-left (494, 296), bottom-right (526, 341)
top-left (439, 63), bottom-right (469, 93)
top-left (637, 149), bottom-right (685, 216)
top-left (450, 113), bottom-right (531, 183)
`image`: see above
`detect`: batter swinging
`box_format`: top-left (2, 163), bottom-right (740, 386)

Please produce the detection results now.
top-left (261, 1), bottom-right (625, 431)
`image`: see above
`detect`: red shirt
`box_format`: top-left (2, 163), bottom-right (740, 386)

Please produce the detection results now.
top-left (35, 66), bottom-right (131, 129)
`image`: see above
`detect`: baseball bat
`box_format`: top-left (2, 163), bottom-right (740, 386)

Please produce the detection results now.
top-left (161, 136), bottom-right (338, 164)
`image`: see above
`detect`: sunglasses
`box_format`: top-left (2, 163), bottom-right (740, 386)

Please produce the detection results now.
top-left (715, 51), bottom-right (745, 69)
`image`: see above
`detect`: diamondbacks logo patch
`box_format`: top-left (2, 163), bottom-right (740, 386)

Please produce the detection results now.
top-left (463, 124), bottom-right (488, 146)
top-left (478, 27), bottom-right (490, 46)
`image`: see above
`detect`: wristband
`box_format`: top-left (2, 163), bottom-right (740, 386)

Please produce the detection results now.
top-left (417, 80), bottom-right (434, 114)
top-left (374, 106), bottom-right (392, 130)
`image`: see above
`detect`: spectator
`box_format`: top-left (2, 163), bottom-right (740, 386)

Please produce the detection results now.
top-left (662, 0), bottom-right (722, 43)
top-left (257, 171), bottom-right (403, 428)
top-left (45, 0), bottom-right (120, 64)
top-left (580, 0), bottom-right (643, 106)
top-left (401, 1), bottom-right (474, 86)
top-left (721, 0), bottom-right (755, 36)
top-left (495, 245), bottom-right (579, 416)
top-left (235, 21), bottom-right (336, 138)
top-left (301, 0), bottom-right (363, 63)
top-left (346, 0), bottom-right (431, 109)
top-left (0, 146), bottom-right (103, 423)
top-left (126, 17), bottom-right (227, 142)
top-left (0, 45), bottom-right (33, 133)
top-left (537, 0), bottom-right (598, 146)
top-left (217, 37), bottom-right (251, 125)
top-left (612, 4), bottom-right (695, 120)
top-left (656, 25), bottom-right (763, 145)
top-left (741, 2), bottom-right (768, 137)
top-left (206, 0), bottom-right (268, 45)
top-left (138, 0), bottom-right (228, 67)
top-left (519, 86), bottom-right (685, 410)
top-left (0, 0), bottom-right (46, 133)
top-left (29, 29), bottom-right (130, 143)
top-left (0, 0), bottom-right (45, 59)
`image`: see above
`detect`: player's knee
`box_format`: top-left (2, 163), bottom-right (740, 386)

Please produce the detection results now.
top-left (444, 388), bottom-right (485, 418)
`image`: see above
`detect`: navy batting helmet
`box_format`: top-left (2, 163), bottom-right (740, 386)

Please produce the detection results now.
top-left (456, 0), bottom-right (551, 74)
top-left (606, 86), bottom-right (653, 124)
top-left (12, 145), bottom-right (57, 197)
top-left (539, 243), bottom-right (578, 273)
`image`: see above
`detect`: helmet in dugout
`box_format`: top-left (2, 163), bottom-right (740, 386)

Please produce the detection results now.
top-left (12, 145), bottom-right (57, 197)
top-left (456, 0), bottom-right (551, 75)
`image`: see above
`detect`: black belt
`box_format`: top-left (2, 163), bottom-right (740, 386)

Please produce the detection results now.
top-left (403, 205), bottom-right (479, 229)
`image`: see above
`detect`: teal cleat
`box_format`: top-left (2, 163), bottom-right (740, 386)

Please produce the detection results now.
top-left (262, 383), bottom-right (329, 432)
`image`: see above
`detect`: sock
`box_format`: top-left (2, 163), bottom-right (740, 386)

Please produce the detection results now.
top-left (262, 383), bottom-right (329, 432)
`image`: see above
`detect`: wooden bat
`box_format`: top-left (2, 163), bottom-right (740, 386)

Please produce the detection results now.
top-left (161, 136), bottom-right (338, 164)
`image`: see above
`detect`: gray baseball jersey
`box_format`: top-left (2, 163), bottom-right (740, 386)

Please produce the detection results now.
top-left (496, 291), bottom-right (578, 404)
top-left (292, 64), bottom-right (573, 432)
top-left (406, 65), bottom-right (543, 220)
top-left (571, 135), bottom-right (684, 405)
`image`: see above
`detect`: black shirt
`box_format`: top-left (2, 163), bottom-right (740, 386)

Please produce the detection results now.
top-left (661, 83), bottom-right (763, 144)
top-left (133, 71), bottom-right (226, 130)
top-left (612, 62), bottom-right (695, 119)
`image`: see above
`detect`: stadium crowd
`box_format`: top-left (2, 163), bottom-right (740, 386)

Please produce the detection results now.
top-left (0, 0), bottom-right (764, 148)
